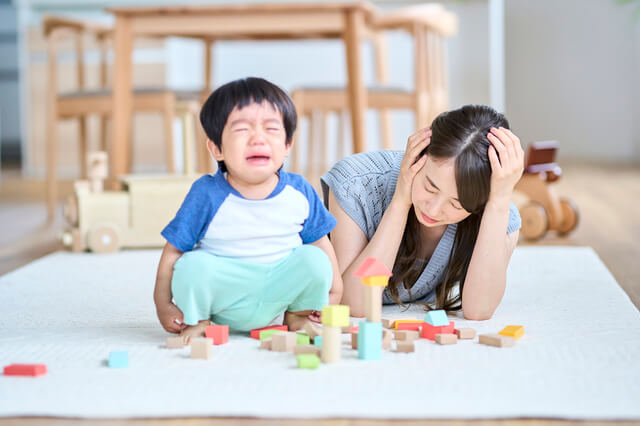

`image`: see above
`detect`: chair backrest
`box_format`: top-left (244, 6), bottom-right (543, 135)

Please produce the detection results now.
top-left (43, 16), bottom-right (112, 97)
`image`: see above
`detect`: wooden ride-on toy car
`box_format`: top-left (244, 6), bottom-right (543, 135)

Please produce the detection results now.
top-left (514, 140), bottom-right (579, 240)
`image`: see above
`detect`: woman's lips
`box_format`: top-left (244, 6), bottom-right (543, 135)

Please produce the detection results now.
top-left (421, 211), bottom-right (438, 224)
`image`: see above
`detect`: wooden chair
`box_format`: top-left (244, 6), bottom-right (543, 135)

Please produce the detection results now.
top-left (44, 16), bottom-right (203, 220)
top-left (514, 140), bottom-right (579, 240)
top-left (289, 4), bottom-right (457, 176)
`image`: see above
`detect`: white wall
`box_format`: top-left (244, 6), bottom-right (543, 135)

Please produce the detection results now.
top-left (505, 0), bottom-right (640, 164)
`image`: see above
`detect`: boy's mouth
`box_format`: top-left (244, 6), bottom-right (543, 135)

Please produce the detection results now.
top-left (246, 155), bottom-right (271, 165)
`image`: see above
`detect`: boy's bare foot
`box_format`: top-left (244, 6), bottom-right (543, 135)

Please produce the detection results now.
top-left (284, 311), bottom-right (313, 332)
top-left (179, 319), bottom-right (211, 344)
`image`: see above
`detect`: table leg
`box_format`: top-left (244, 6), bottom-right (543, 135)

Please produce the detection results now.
top-left (111, 16), bottom-right (133, 189)
top-left (344, 8), bottom-right (367, 154)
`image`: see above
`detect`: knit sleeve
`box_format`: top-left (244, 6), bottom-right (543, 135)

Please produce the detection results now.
top-left (507, 202), bottom-right (522, 234)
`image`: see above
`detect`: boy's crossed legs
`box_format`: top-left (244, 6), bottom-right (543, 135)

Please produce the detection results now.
top-left (171, 245), bottom-right (332, 342)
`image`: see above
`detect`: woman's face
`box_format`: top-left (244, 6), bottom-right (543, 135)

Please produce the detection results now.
top-left (411, 156), bottom-right (472, 228)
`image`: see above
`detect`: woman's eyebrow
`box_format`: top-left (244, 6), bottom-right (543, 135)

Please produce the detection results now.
top-left (426, 175), bottom-right (461, 203)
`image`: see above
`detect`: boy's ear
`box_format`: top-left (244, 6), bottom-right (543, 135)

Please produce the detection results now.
top-left (206, 139), bottom-right (224, 161)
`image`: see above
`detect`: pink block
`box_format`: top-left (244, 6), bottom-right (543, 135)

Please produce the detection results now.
top-left (205, 324), bottom-right (229, 345)
top-left (3, 364), bottom-right (47, 377)
top-left (421, 321), bottom-right (455, 340)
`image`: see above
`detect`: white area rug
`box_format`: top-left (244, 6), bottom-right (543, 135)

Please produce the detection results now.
top-left (0, 247), bottom-right (639, 420)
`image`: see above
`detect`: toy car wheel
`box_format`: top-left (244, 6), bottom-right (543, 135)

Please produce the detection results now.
top-left (519, 202), bottom-right (549, 240)
top-left (88, 224), bottom-right (120, 253)
top-left (557, 198), bottom-right (579, 235)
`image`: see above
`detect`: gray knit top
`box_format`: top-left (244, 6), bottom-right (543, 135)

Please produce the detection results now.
top-left (320, 150), bottom-right (522, 304)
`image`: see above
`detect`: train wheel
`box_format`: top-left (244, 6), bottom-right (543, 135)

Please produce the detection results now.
top-left (519, 202), bottom-right (549, 240)
top-left (88, 224), bottom-right (120, 253)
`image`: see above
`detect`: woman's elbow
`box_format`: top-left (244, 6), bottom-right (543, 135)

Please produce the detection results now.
top-left (463, 308), bottom-right (495, 321)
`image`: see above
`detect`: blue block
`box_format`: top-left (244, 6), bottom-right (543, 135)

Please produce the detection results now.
top-left (424, 310), bottom-right (449, 326)
top-left (314, 335), bottom-right (323, 347)
top-left (358, 321), bottom-right (382, 360)
top-left (108, 351), bottom-right (128, 368)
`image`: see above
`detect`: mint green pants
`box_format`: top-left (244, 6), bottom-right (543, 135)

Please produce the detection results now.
top-left (171, 245), bottom-right (332, 331)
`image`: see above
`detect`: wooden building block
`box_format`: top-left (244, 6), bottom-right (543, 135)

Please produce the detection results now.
top-left (382, 329), bottom-right (392, 349)
top-left (108, 350), bottom-right (129, 368)
top-left (260, 338), bottom-right (272, 350)
top-left (321, 325), bottom-right (342, 363)
top-left (190, 338), bottom-right (214, 359)
top-left (303, 321), bottom-right (321, 341)
top-left (395, 320), bottom-right (425, 331)
top-left (259, 329), bottom-right (286, 340)
top-left (297, 354), bottom-right (321, 369)
top-left (364, 285), bottom-right (384, 323)
top-left (250, 325), bottom-right (288, 339)
top-left (272, 332), bottom-right (298, 352)
top-left (435, 333), bottom-right (458, 345)
top-left (424, 310), bottom-right (449, 326)
top-left (322, 305), bottom-right (350, 328)
top-left (394, 330), bottom-right (420, 341)
top-left (421, 321), bottom-right (455, 340)
top-left (166, 336), bottom-right (187, 349)
top-left (479, 333), bottom-right (515, 348)
top-left (3, 364), bottom-right (47, 377)
top-left (341, 322), bottom-right (354, 334)
top-left (296, 333), bottom-right (311, 345)
top-left (205, 324), bottom-right (229, 345)
top-left (499, 325), bottom-right (525, 340)
top-left (294, 344), bottom-right (322, 356)
top-left (382, 318), bottom-right (395, 328)
top-left (358, 321), bottom-right (383, 360)
top-left (455, 328), bottom-right (476, 340)
top-left (351, 332), bottom-right (358, 349)
top-left (395, 341), bottom-right (415, 353)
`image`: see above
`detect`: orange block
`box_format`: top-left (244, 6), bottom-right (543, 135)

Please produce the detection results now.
top-left (499, 325), bottom-right (524, 340)
top-left (395, 320), bottom-right (426, 331)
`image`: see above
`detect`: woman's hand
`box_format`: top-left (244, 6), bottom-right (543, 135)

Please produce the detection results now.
top-left (487, 127), bottom-right (525, 204)
top-left (393, 127), bottom-right (431, 207)
top-left (156, 302), bottom-right (187, 334)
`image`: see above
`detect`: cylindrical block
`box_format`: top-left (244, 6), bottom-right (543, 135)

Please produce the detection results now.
top-left (364, 285), bottom-right (384, 323)
top-left (321, 325), bottom-right (342, 363)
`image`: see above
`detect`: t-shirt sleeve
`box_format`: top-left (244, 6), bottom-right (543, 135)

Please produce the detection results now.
top-left (161, 177), bottom-right (216, 252)
top-left (507, 202), bottom-right (522, 234)
top-left (298, 179), bottom-right (337, 244)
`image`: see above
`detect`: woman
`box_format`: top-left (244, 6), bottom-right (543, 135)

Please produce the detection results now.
top-left (321, 105), bottom-right (523, 320)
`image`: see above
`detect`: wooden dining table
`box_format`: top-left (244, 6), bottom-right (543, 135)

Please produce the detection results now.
top-left (106, 1), bottom-right (378, 186)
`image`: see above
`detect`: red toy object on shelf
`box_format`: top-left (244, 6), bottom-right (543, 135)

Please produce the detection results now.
top-left (3, 364), bottom-right (48, 377)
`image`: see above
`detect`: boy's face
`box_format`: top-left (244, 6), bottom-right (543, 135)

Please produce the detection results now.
top-left (209, 101), bottom-right (291, 187)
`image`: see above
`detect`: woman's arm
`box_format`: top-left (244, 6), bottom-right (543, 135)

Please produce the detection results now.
top-left (462, 127), bottom-right (524, 320)
top-left (329, 128), bottom-right (431, 317)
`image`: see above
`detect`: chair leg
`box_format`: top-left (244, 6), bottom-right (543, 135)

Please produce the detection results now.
top-left (78, 115), bottom-right (88, 178)
top-left (181, 108), bottom-right (196, 175)
top-left (163, 94), bottom-right (176, 174)
top-left (99, 114), bottom-right (108, 152)
top-left (46, 119), bottom-right (58, 221)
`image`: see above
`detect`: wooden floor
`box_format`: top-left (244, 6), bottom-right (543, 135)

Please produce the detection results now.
top-left (0, 162), bottom-right (639, 426)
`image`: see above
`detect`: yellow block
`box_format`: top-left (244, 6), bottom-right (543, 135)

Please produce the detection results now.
top-left (498, 325), bottom-right (524, 340)
top-left (322, 305), bottom-right (350, 327)
top-left (362, 276), bottom-right (389, 287)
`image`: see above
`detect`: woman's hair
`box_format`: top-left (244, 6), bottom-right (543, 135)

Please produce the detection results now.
top-left (388, 104), bottom-right (509, 312)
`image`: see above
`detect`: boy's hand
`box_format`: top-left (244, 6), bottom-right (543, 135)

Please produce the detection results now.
top-left (156, 302), bottom-right (187, 333)
top-left (307, 310), bottom-right (321, 323)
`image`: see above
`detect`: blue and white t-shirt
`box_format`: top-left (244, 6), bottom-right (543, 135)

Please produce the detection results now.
top-left (162, 169), bottom-right (336, 263)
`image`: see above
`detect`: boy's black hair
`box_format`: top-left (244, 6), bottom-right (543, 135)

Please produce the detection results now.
top-left (200, 77), bottom-right (297, 172)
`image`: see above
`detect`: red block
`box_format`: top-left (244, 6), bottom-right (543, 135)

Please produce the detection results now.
top-left (350, 325), bottom-right (359, 334)
top-left (396, 321), bottom-right (426, 331)
top-left (250, 325), bottom-right (288, 339)
top-left (421, 321), bottom-right (455, 340)
top-left (3, 364), bottom-right (47, 377)
top-left (205, 324), bottom-right (229, 345)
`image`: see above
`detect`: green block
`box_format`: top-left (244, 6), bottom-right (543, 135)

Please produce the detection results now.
top-left (260, 329), bottom-right (285, 340)
top-left (296, 333), bottom-right (310, 345)
top-left (296, 354), bottom-right (320, 369)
